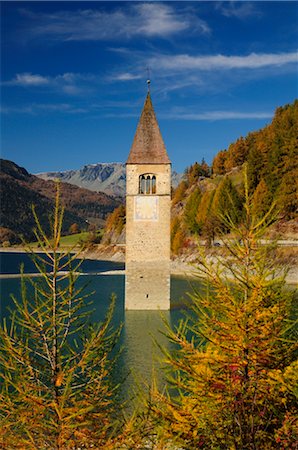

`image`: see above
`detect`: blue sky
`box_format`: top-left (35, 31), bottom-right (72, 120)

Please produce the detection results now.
top-left (1, 1), bottom-right (297, 173)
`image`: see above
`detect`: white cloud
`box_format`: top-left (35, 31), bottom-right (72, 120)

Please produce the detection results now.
top-left (0, 105), bottom-right (34, 114)
top-left (3, 72), bottom-right (95, 95)
top-left (163, 111), bottom-right (273, 121)
top-left (108, 49), bottom-right (297, 98)
top-left (151, 51), bottom-right (298, 71)
top-left (61, 85), bottom-right (82, 95)
top-left (134, 3), bottom-right (189, 36)
top-left (112, 73), bottom-right (143, 82)
top-left (1, 103), bottom-right (88, 115)
top-left (101, 109), bottom-right (273, 121)
top-left (11, 73), bottom-right (50, 86)
top-left (20, 3), bottom-right (210, 41)
top-left (215, 1), bottom-right (261, 20)
top-left (36, 103), bottom-right (87, 113)
top-left (1, 101), bottom-right (273, 121)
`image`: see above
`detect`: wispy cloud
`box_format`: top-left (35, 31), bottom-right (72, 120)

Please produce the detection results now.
top-left (36, 103), bottom-right (88, 114)
top-left (8, 73), bottom-right (50, 86)
top-left (1, 101), bottom-right (273, 122)
top-left (112, 73), bottom-right (143, 82)
top-left (108, 49), bottom-right (297, 97)
top-left (1, 103), bottom-right (88, 115)
top-left (162, 111), bottom-right (273, 121)
top-left (20, 3), bottom-right (210, 42)
top-left (3, 72), bottom-right (95, 95)
top-left (97, 110), bottom-right (273, 121)
top-left (0, 105), bottom-right (34, 115)
top-left (150, 51), bottom-right (298, 72)
top-left (215, 1), bottom-right (261, 20)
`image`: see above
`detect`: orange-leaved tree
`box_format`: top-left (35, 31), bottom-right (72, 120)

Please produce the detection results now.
top-left (0, 184), bottom-right (124, 449)
top-left (152, 169), bottom-right (297, 449)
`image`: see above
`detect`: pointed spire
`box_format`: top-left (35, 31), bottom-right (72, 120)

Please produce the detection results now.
top-left (126, 93), bottom-right (170, 164)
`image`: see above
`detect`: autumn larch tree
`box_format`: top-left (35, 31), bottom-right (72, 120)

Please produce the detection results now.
top-left (0, 184), bottom-right (125, 450)
top-left (151, 171), bottom-right (297, 449)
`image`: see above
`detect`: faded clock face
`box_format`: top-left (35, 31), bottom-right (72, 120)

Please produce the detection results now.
top-left (134, 196), bottom-right (158, 221)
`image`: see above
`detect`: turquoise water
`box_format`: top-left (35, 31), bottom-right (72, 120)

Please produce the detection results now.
top-left (0, 251), bottom-right (125, 275)
top-left (0, 252), bottom-right (200, 401)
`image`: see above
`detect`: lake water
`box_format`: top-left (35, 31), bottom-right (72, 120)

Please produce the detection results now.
top-left (0, 252), bottom-right (201, 403)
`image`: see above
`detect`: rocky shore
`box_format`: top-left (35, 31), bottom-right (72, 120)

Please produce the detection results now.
top-left (80, 243), bottom-right (298, 284)
top-left (1, 243), bottom-right (297, 284)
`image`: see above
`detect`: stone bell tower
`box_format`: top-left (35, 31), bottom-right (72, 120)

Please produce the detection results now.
top-left (125, 92), bottom-right (171, 310)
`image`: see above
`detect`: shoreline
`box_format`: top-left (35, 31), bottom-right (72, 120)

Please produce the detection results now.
top-left (1, 247), bottom-right (297, 284)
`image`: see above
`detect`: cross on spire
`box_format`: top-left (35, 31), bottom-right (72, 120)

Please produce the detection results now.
top-left (146, 66), bottom-right (151, 92)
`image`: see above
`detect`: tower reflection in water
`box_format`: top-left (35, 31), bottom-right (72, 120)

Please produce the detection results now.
top-left (119, 310), bottom-right (170, 406)
top-left (117, 276), bottom-right (198, 406)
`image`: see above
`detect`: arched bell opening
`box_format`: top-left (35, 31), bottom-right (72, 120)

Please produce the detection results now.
top-left (138, 174), bottom-right (157, 195)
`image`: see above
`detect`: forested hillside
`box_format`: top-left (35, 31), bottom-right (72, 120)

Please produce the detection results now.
top-left (171, 100), bottom-right (297, 253)
top-left (212, 100), bottom-right (297, 217)
top-left (0, 159), bottom-right (120, 243)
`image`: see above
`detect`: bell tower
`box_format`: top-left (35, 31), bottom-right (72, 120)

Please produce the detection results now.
top-left (125, 92), bottom-right (171, 310)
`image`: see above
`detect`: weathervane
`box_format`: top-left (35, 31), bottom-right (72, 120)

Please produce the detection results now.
top-left (146, 66), bottom-right (151, 92)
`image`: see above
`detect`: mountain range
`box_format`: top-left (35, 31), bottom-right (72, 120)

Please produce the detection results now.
top-left (36, 163), bottom-right (182, 197)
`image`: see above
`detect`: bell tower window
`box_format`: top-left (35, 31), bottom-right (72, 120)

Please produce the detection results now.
top-left (152, 175), bottom-right (156, 194)
top-left (139, 175), bottom-right (146, 194)
top-left (139, 174), bottom-right (157, 195)
top-left (146, 175), bottom-right (151, 194)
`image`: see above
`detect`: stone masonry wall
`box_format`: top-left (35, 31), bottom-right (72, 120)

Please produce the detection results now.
top-left (125, 163), bottom-right (171, 309)
top-left (125, 261), bottom-right (170, 310)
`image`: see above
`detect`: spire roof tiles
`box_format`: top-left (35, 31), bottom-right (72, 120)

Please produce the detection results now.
top-left (126, 93), bottom-right (170, 165)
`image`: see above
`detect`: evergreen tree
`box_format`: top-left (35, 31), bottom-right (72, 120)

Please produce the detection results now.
top-left (188, 161), bottom-right (210, 181)
top-left (103, 204), bottom-right (126, 244)
top-left (196, 190), bottom-right (216, 245)
top-left (183, 187), bottom-right (202, 235)
top-left (252, 178), bottom-right (272, 218)
top-left (171, 228), bottom-right (186, 256)
top-left (172, 180), bottom-right (188, 206)
top-left (224, 137), bottom-right (250, 172)
top-left (200, 158), bottom-right (210, 177)
top-left (212, 150), bottom-right (227, 175)
top-left (277, 169), bottom-right (298, 219)
top-left (105, 204), bottom-right (126, 235)
top-left (212, 176), bottom-right (243, 231)
top-left (188, 162), bottom-right (201, 184)
top-left (0, 184), bottom-right (123, 449)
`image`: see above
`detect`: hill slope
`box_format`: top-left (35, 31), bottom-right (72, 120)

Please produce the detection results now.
top-left (212, 100), bottom-right (298, 218)
top-left (170, 100), bottom-right (298, 253)
top-left (0, 159), bottom-right (120, 243)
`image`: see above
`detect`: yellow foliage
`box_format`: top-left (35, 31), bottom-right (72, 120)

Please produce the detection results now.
top-left (151, 174), bottom-right (297, 449)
